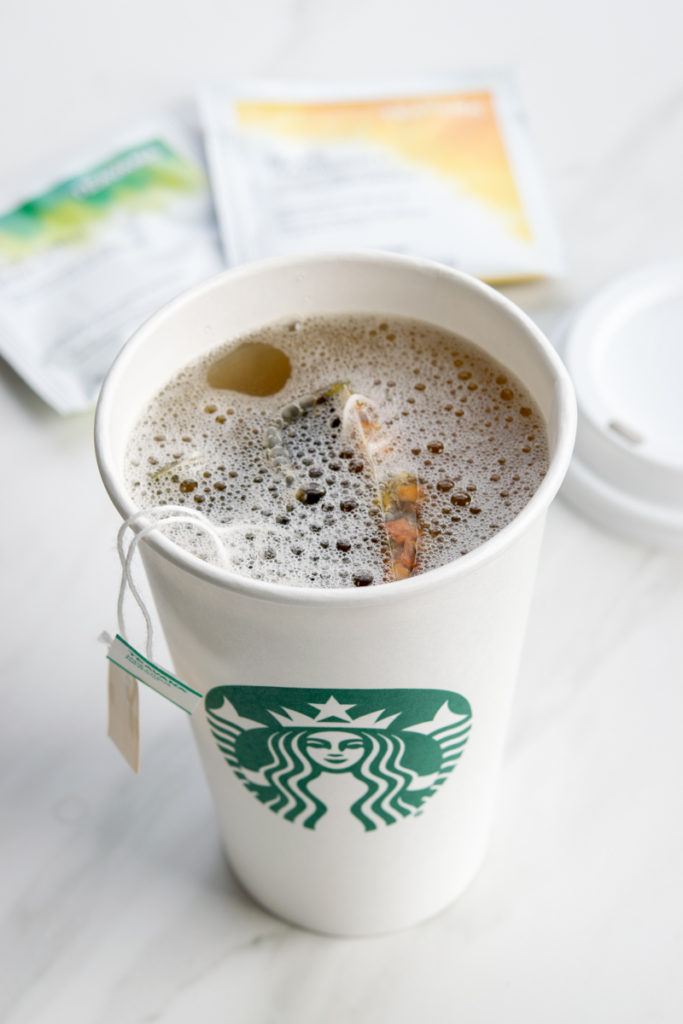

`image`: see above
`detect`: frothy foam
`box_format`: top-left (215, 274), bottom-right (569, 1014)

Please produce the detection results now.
top-left (125, 314), bottom-right (549, 586)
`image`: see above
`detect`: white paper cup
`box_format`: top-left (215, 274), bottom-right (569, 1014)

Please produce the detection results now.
top-left (95, 252), bottom-right (576, 936)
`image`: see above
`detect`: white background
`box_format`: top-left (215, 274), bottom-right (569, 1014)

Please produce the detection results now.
top-left (1, 1), bottom-right (682, 1021)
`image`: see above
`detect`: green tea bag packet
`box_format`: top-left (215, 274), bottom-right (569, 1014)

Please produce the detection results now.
top-left (0, 120), bottom-right (223, 413)
top-left (200, 76), bottom-right (563, 282)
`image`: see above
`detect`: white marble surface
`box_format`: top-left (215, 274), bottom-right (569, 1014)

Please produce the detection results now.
top-left (2, 1), bottom-right (683, 1021)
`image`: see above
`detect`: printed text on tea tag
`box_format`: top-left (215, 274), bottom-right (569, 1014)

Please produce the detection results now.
top-left (107, 634), bottom-right (203, 715)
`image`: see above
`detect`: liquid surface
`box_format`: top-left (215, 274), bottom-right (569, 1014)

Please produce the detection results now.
top-left (125, 314), bottom-right (549, 587)
top-left (206, 341), bottom-right (291, 395)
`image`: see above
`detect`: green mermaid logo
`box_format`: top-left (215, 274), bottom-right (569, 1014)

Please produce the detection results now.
top-left (205, 686), bottom-right (472, 831)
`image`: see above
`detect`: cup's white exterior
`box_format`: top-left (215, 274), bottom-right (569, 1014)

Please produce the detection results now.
top-left (95, 252), bottom-right (576, 936)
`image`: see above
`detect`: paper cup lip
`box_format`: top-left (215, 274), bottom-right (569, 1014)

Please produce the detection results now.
top-left (95, 250), bottom-right (576, 607)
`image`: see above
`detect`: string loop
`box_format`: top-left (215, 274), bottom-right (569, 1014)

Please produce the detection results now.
top-left (115, 505), bottom-right (230, 660)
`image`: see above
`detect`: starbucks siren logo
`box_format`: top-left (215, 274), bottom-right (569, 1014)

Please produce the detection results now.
top-left (205, 686), bottom-right (472, 831)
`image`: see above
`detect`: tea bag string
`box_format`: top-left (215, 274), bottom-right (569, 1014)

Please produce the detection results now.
top-left (116, 505), bottom-right (229, 660)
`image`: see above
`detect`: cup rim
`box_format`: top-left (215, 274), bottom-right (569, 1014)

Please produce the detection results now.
top-left (95, 250), bottom-right (576, 607)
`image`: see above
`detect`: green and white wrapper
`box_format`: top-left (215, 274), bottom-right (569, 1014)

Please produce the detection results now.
top-left (0, 119), bottom-right (222, 413)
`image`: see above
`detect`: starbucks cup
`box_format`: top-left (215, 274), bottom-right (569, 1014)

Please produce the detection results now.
top-left (95, 252), bottom-right (576, 936)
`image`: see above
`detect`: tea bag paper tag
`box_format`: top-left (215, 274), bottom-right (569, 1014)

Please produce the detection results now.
top-left (106, 634), bottom-right (204, 716)
top-left (108, 661), bottom-right (140, 773)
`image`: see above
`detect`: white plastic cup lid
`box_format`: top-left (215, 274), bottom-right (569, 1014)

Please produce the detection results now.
top-left (558, 262), bottom-right (683, 549)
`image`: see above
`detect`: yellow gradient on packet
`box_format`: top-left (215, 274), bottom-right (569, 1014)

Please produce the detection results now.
top-left (235, 92), bottom-right (532, 243)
